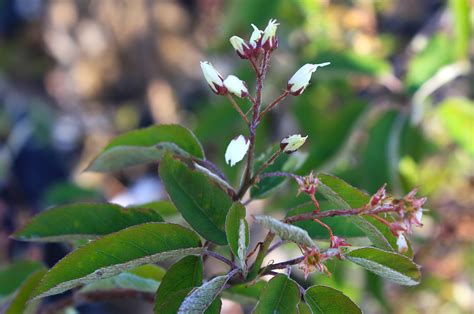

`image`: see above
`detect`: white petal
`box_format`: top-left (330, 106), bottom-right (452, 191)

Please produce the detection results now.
top-left (415, 208), bottom-right (423, 223)
top-left (224, 75), bottom-right (248, 97)
top-left (249, 24), bottom-right (262, 47)
top-left (230, 36), bottom-right (247, 54)
top-left (225, 135), bottom-right (249, 167)
top-left (262, 18), bottom-right (279, 44)
top-left (288, 62), bottom-right (331, 94)
top-left (396, 234), bottom-right (408, 253)
top-left (200, 61), bottom-right (223, 92)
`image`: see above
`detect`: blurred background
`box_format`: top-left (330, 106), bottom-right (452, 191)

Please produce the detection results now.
top-left (0, 0), bottom-right (472, 313)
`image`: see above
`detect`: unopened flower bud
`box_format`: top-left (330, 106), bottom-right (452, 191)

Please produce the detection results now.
top-left (396, 233), bottom-right (408, 253)
top-left (230, 36), bottom-right (251, 59)
top-left (200, 61), bottom-right (226, 95)
top-left (330, 236), bottom-right (350, 249)
top-left (280, 134), bottom-right (308, 153)
top-left (370, 184), bottom-right (387, 207)
top-left (261, 19), bottom-right (279, 50)
top-left (287, 62), bottom-right (331, 96)
top-left (223, 75), bottom-right (248, 98)
top-left (249, 24), bottom-right (263, 49)
top-left (225, 135), bottom-right (249, 167)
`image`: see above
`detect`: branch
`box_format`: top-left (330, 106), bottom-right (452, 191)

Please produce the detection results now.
top-left (226, 94), bottom-right (250, 125)
top-left (284, 205), bottom-right (399, 224)
top-left (260, 90), bottom-right (290, 118)
top-left (203, 250), bottom-right (239, 269)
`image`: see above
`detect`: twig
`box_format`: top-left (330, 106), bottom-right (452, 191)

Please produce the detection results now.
top-left (259, 171), bottom-right (300, 179)
top-left (284, 205), bottom-right (400, 224)
top-left (226, 94), bottom-right (250, 125)
top-left (203, 250), bottom-right (239, 269)
top-left (260, 90), bottom-right (290, 117)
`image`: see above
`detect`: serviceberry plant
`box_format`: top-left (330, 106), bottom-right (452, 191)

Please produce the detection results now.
top-left (7, 19), bottom-right (426, 313)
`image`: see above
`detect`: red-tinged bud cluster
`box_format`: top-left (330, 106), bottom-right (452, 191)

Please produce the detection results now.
top-left (368, 185), bottom-right (427, 253)
top-left (370, 183), bottom-right (387, 207)
top-left (330, 236), bottom-right (351, 249)
top-left (295, 172), bottom-right (319, 196)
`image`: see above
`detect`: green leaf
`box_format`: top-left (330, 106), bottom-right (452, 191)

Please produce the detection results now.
top-left (0, 261), bottom-right (43, 301)
top-left (251, 148), bottom-right (305, 199)
top-left (298, 302), bottom-right (312, 314)
top-left (344, 247), bottom-right (421, 286)
top-left (178, 275), bottom-right (229, 313)
top-left (225, 203), bottom-right (249, 271)
top-left (224, 281), bottom-right (266, 304)
top-left (254, 215), bottom-right (315, 248)
top-left (449, 0), bottom-right (470, 59)
top-left (128, 201), bottom-right (178, 217)
top-left (405, 34), bottom-right (455, 93)
top-left (5, 268), bottom-right (47, 314)
top-left (32, 223), bottom-right (202, 299)
top-left (304, 285), bottom-right (361, 314)
top-left (155, 256), bottom-right (203, 314)
top-left (316, 50), bottom-right (391, 77)
top-left (318, 173), bottom-right (412, 256)
top-left (13, 203), bottom-right (165, 242)
top-left (437, 98), bottom-right (474, 156)
top-left (87, 124), bottom-right (204, 172)
top-left (205, 298), bottom-right (222, 314)
top-left (253, 274), bottom-right (300, 314)
top-left (79, 264), bottom-right (165, 294)
top-left (160, 154), bottom-right (232, 245)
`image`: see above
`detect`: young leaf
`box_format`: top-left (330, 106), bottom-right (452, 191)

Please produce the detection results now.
top-left (5, 268), bottom-right (47, 314)
top-left (253, 274), bottom-right (300, 314)
top-left (79, 264), bottom-right (165, 294)
top-left (87, 124), bottom-right (204, 172)
top-left (304, 285), bottom-right (361, 314)
top-left (0, 261), bottom-right (43, 302)
top-left (225, 203), bottom-right (249, 271)
top-left (32, 223), bottom-right (202, 299)
top-left (13, 203), bottom-right (165, 242)
top-left (160, 154), bottom-right (232, 245)
top-left (254, 215), bottom-right (315, 248)
top-left (178, 275), bottom-right (229, 313)
top-left (317, 173), bottom-right (412, 256)
top-left (344, 247), bottom-right (421, 286)
top-left (155, 256), bottom-right (203, 314)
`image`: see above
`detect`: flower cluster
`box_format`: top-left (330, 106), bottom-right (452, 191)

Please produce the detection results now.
top-left (199, 19), bottom-right (329, 168)
top-left (368, 185), bottom-right (426, 253)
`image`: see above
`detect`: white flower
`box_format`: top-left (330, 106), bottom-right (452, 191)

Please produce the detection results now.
top-left (230, 36), bottom-right (250, 58)
top-left (249, 24), bottom-right (263, 48)
top-left (415, 208), bottom-right (423, 224)
top-left (261, 19), bottom-right (279, 49)
top-left (200, 61), bottom-right (226, 94)
top-left (287, 62), bottom-right (331, 95)
top-left (280, 134), bottom-right (308, 153)
top-left (396, 233), bottom-right (408, 253)
top-left (225, 135), bottom-right (249, 167)
top-left (223, 75), bottom-right (248, 98)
